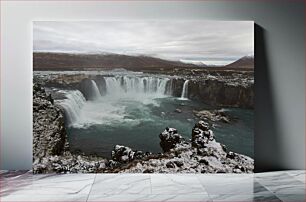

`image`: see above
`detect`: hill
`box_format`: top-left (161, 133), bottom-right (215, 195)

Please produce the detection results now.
top-left (33, 52), bottom-right (198, 71)
top-left (224, 56), bottom-right (254, 69)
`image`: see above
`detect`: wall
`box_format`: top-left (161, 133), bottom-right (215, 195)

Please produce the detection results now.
top-left (1, 0), bottom-right (304, 171)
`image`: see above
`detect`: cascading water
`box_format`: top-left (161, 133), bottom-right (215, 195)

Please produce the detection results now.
top-left (165, 79), bottom-right (173, 96)
top-left (56, 75), bottom-right (172, 128)
top-left (57, 90), bottom-right (86, 126)
top-left (180, 80), bottom-right (189, 99)
top-left (104, 76), bottom-right (170, 96)
top-left (90, 80), bottom-right (101, 99)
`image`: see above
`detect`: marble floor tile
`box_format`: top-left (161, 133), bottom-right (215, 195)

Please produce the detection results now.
top-left (210, 194), bottom-right (281, 202)
top-left (256, 173), bottom-right (305, 195)
top-left (1, 174), bottom-right (96, 196)
top-left (150, 174), bottom-right (208, 195)
top-left (1, 171), bottom-right (38, 197)
top-left (267, 183), bottom-right (305, 195)
top-left (0, 194), bottom-right (88, 202)
top-left (209, 194), bottom-right (251, 201)
top-left (88, 194), bottom-right (212, 202)
top-left (1, 170), bottom-right (306, 202)
top-left (255, 170), bottom-right (304, 179)
top-left (253, 194), bottom-right (282, 202)
top-left (253, 181), bottom-right (280, 196)
top-left (0, 170), bottom-right (30, 177)
top-left (90, 174), bottom-right (151, 195)
top-left (286, 171), bottom-right (306, 183)
top-left (275, 194), bottom-right (306, 202)
top-left (198, 174), bottom-right (254, 195)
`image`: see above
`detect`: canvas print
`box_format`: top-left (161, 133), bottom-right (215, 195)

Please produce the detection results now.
top-left (33, 21), bottom-right (254, 173)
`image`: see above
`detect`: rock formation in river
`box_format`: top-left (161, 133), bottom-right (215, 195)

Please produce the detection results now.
top-left (193, 109), bottom-right (231, 123)
top-left (159, 127), bottom-right (183, 152)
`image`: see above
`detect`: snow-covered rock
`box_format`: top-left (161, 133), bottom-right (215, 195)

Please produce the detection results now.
top-left (116, 121), bottom-right (254, 173)
top-left (159, 127), bottom-right (183, 152)
top-left (111, 145), bottom-right (135, 163)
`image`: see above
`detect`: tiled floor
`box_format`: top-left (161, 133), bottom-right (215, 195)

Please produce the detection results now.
top-left (0, 170), bottom-right (305, 201)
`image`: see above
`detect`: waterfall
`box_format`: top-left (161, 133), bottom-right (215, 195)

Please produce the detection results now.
top-left (56, 76), bottom-right (172, 126)
top-left (90, 80), bottom-right (101, 99)
top-left (104, 76), bottom-right (170, 96)
top-left (57, 90), bottom-right (86, 126)
top-left (180, 80), bottom-right (189, 99)
top-left (165, 79), bottom-right (173, 96)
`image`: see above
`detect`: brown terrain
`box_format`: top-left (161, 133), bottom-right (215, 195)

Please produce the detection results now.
top-left (33, 52), bottom-right (197, 71)
top-left (224, 56), bottom-right (254, 69)
top-left (33, 52), bottom-right (254, 72)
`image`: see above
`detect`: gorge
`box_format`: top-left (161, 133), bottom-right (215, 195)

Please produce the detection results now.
top-left (33, 79), bottom-right (254, 173)
top-left (34, 69), bottom-right (254, 163)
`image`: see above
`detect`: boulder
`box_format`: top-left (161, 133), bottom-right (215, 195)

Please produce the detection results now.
top-left (194, 109), bottom-right (231, 123)
top-left (173, 160), bottom-right (184, 167)
top-left (159, 127), bottom-right (183, 152)
top-left (166, 161), bottom-right (176, 168)
top-left (226, 151), bottom-right (236, 159)
top-left (175, 108), bottom-right (182, 113)
top-left (111, 145), bottom-right (135, 163)
top-left (192, 121), bottom-right (214, 149)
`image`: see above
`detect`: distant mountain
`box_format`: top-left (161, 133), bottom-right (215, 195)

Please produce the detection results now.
top-left (33, 52), bottom-right (198, 71)
top-left (224, 56), bottom-right (254, 69)
top-left (179, 60), bottom-right (208, 67)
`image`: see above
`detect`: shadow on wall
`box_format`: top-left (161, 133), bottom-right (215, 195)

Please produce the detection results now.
top-left (254, 24), bottom-right (284, 172)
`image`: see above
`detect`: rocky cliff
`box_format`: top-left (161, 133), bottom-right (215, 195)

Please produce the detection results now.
top-left (33, 83), bottom-right (68, 159)
top-left (171, 72), bottom-right (254, 108)
top-left (33, 83), bottom-right (107, 173)
top-left (189, 79), bottom-right (254, 108)
top-left (35, 71), bottom-right (254, 108)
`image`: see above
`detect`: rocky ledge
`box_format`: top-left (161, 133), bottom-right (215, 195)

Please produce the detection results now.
top-left (171, 73), bottom-right (254, 109)
top-left (34, 70), bottom-right (254, 109)
top-left (104, 121), bottom-right (253, 173)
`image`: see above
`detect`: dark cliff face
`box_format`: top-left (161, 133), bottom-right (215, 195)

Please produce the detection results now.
top-left (171, 78), bottom-right (254, 109)
top-left (171, 78), bottom-right (185, 97)
top-left (95, 75), bottom-right (107, 96)
top-left (78, 78), bottom-right (98, 101)
top-left (39, 72), bottom-right (254, 108)
top-left (33, 83), bottom-right (68, 159)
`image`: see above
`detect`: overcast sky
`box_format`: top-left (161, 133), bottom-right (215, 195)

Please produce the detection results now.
top-left (33, 21), bottom-right (253, 65)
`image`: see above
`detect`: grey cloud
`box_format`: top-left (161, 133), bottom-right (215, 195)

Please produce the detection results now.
top-left (33, 21), bottom-right (254, 65)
